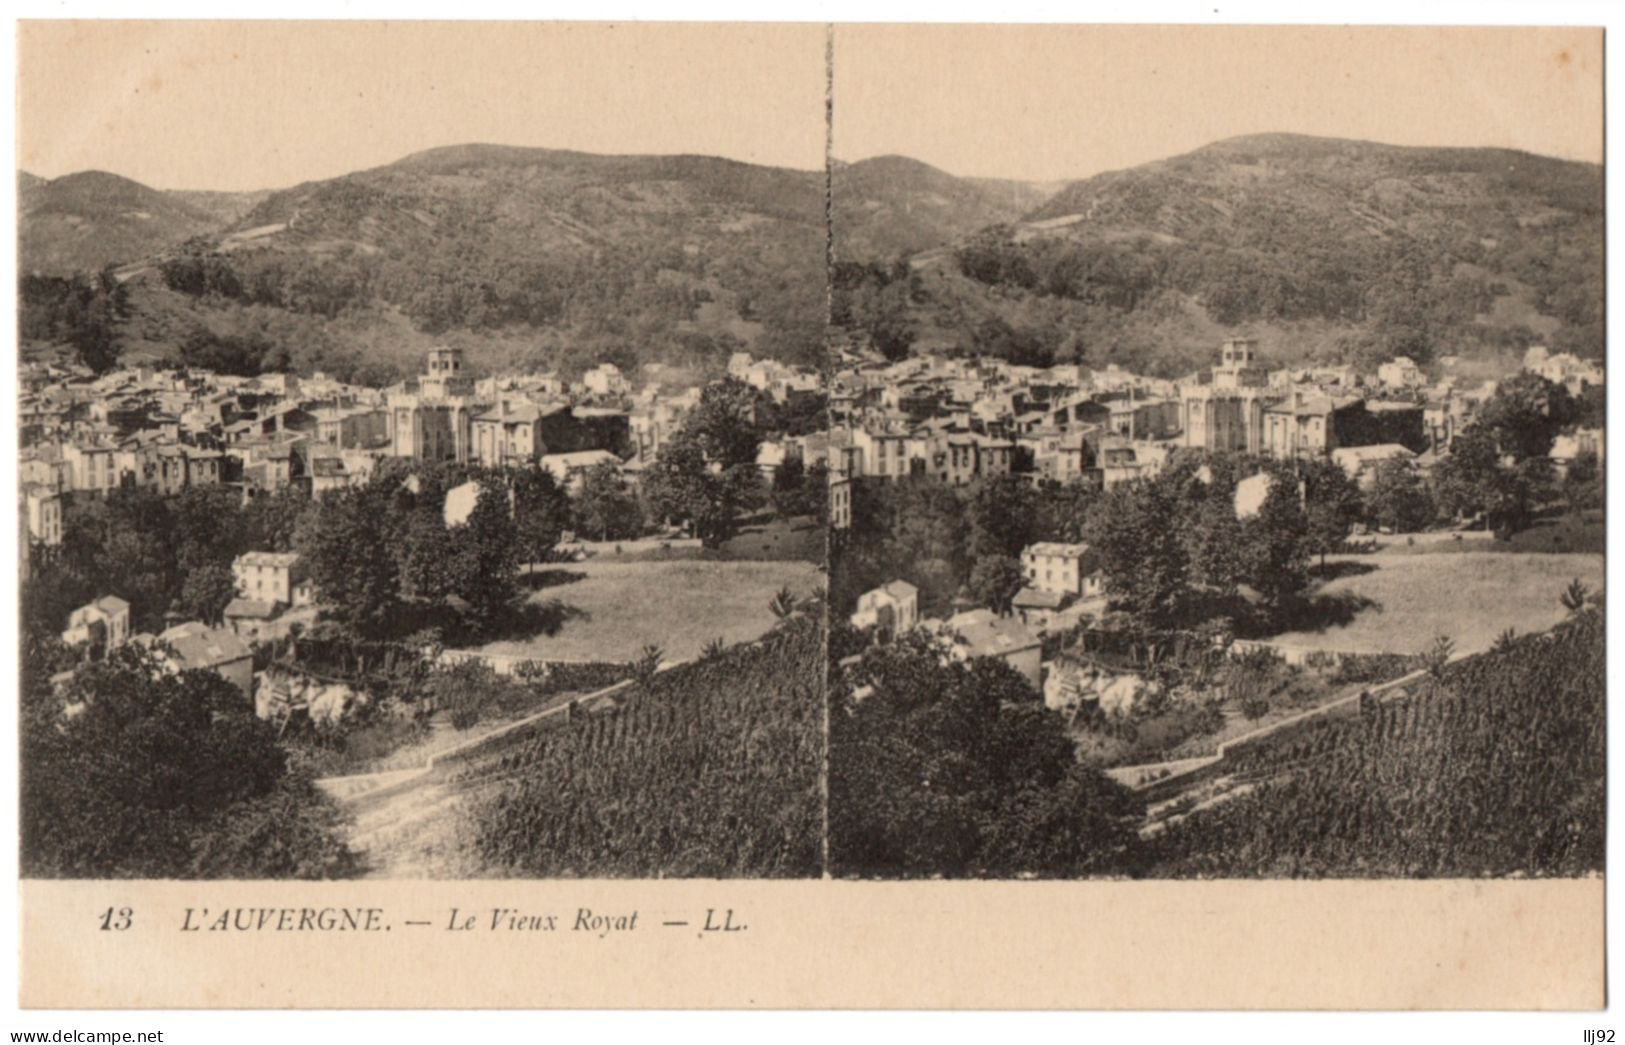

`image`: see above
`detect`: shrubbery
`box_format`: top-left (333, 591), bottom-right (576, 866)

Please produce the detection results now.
top-left (21, 644), bottom-right (359, 879)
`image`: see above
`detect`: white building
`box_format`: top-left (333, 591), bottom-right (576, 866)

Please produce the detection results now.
top-left (232, 551), bottom-right (311, 608)
top-left (850, 580), bottom-right (920, 641)
top-left (62, 595), bottom-right (132, 652)
top-left (1377, 356), bottom-right (1424, 389)
top-left (582, 364), bottom-right (632, 398)
top-left (23, 485), bottom-right (63, 546)
top-left (1020, 542), bottom-right (1104, 600)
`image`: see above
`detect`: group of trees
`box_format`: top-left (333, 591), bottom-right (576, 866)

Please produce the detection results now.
top-left (24, 484), bottom-right (311, 646)
top-left (1431, 372), bottom-right (1585, 537)
top-left (829, 631), bottom-right (1143, 877)
top-left (296, 461), bottom-right (571, 640)
top-left (19, 269), bottom-right (129, 373)
top-left (21, 641), bottom-right (358, 878)
top-left (829, 142), bottom-right (1602, 374)
top-left (644, 378), bottom-right (777, 548)
top-left (1084, 455), bottom-right (1358, 630)
top-left (831, 453), bottom-right (1361, 635)
top-left (22, 458), bottom-right (584, 653)
top-left (146, 179), bottom-right (826, 376)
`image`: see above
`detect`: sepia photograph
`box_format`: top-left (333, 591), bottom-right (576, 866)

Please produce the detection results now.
top-left (6, 12), bottom-right (1613, 1019)
top-left (826, 25), bottom-right (1605, 880)
top-left (17, 21), bottom-right (828, 881)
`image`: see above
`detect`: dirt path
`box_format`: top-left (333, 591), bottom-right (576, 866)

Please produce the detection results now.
top-left (344, 772), bottom-right (481, 879)
top-left (322, 679), bottom-right (636, 877)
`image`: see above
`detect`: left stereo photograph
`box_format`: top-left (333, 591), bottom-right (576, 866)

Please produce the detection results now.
top-left (17, 20), bottom-right (830, 881)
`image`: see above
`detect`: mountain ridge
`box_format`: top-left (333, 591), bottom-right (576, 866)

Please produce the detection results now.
top-left (833, 133), bottom-right (1603, 378)
top-left (21, 133), bottom-right (1604, 383)
top-left (22, 143), bottom-right (827, 384)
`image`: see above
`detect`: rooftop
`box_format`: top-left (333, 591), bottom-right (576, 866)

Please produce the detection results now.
top-left (223, 598), bottom-right (280, 620)
top-left (945, 609), bottom-right (1041, 657)
top-left (156, 621), bottom-right (251, 669)
top-left (1023, 541), bottom-right (1091, 559)
top-left (236, 551), bottom-right (301, 569)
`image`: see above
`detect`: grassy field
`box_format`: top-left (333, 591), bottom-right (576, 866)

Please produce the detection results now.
top-left (472, 558), bottom-right (823, 663)
top-left (1271, 550), bottom-right (1605, 655)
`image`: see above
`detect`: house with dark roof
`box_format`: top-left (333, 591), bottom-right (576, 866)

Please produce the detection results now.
top-left (939, 608), bottom-right (1043, 690)
top-left (148, 621), bottom-right (254, 696)
top-left (471, 402), bottom-right (548, 466)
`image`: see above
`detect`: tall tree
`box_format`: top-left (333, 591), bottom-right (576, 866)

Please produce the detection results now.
top-left (642, 437), bottom-right (749, 548)
top-left (61, 489), bottom-right (178, 631)
top-left (1186, 484), bottom-right (1249, 598)
top-left (1477, 372), bottom-right (1577, 461)
top-left (1032, 479), bottom-right (1096, 545)
top-left (572, 461), bottom-right (645, 542)
top-left (1431, 425), bottom-right (1506, 528)
top-left (239, 487), bottom-right (311, 553)
top-left (1084, 475), bottom-right (1192, 628)
top-left (968, 475), bottom-right (1041, 560)
top-left (1244, 470), bottom-right (1311, 611)
top-left (296, 485), bottom-right (400, 636)
top-left (399, 508), bottom-right (459, 603)
top-left (969, 555), bottom-right (1027, 616)
top-left (22, 643), bottom-right (354, 879)
top-left (450, 477), bottom-right (521, 630)
top-left (769, 453), bottom-right (808, 520)
top-left (178, 564), bottom-right (239, 627)
top-left (1366, 458), bottom-right (1437, 534)
top-left (1299, 457), bottom-right (1364, 566)
top-left (687, 377), bottom-right (764, 471)
top-left (511, 466), bottom-right (571, 570)
top-left (829, 634), bottom-right (1142, 877)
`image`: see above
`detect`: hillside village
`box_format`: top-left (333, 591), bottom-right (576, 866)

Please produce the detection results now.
top-left (15, 132), bottom-right (1608, 885)
top-left (21, 345), bottom-right (824, 708)
top-left (828, 334), bottom-right (1603, 738)
top-left (21, 326), bottom-right (1604, 714)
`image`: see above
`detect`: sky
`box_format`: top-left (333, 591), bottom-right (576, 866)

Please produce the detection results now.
top-left (833, 25), bottom-right (1605, 183)
top-left (17, 21), bottom-right (830, 190)
top-left (17, 23), bottom-right (1605, 191)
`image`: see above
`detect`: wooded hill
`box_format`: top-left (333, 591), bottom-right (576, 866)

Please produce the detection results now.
top-left (835, 133), bottom-right (1603, 378)
top-left (23, 133), bottom-right (1603, 383)
top-left (22, 145), bottom-right (826, 384)
top-left (20, 170), bottom-right (267, 277)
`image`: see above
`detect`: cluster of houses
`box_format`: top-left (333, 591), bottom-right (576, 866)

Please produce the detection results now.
top-left (839, 336), bottom-right (1606, 719)
top-left (817, 338), bottom-right (1605, 526)
top-left (54, 541), bottom-right (324, 697)
top-left (849, 538), bottom-right (1109, 712)
top-left (56, 593), bottom-right (254, 708)
top-left (20, 346), bottom-right (826, 556)
top-left (28, 345), bottom-right (828, 720)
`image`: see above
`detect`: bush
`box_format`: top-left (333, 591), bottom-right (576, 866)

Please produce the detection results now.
top-left (543, 661), bottom-right (633, 693)
top-left (22, 644), bottom-right (359, 879)
top-left (187, 774), bottom-right (362, 879)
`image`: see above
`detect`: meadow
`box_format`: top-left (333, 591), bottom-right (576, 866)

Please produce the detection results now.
top-left (473, 557), bottom-right (824, 663)
top-left (1271, 550), bottom-right (1605, 655)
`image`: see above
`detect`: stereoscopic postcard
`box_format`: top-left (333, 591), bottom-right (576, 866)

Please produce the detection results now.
top-left (12, 19), bottom-right (1605, 1009)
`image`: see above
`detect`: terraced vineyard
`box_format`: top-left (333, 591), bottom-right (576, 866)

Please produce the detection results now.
top-left (1143, 609), bottom-right (1605, 878)
top-left (447, 615), bottom-right (822, 878)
